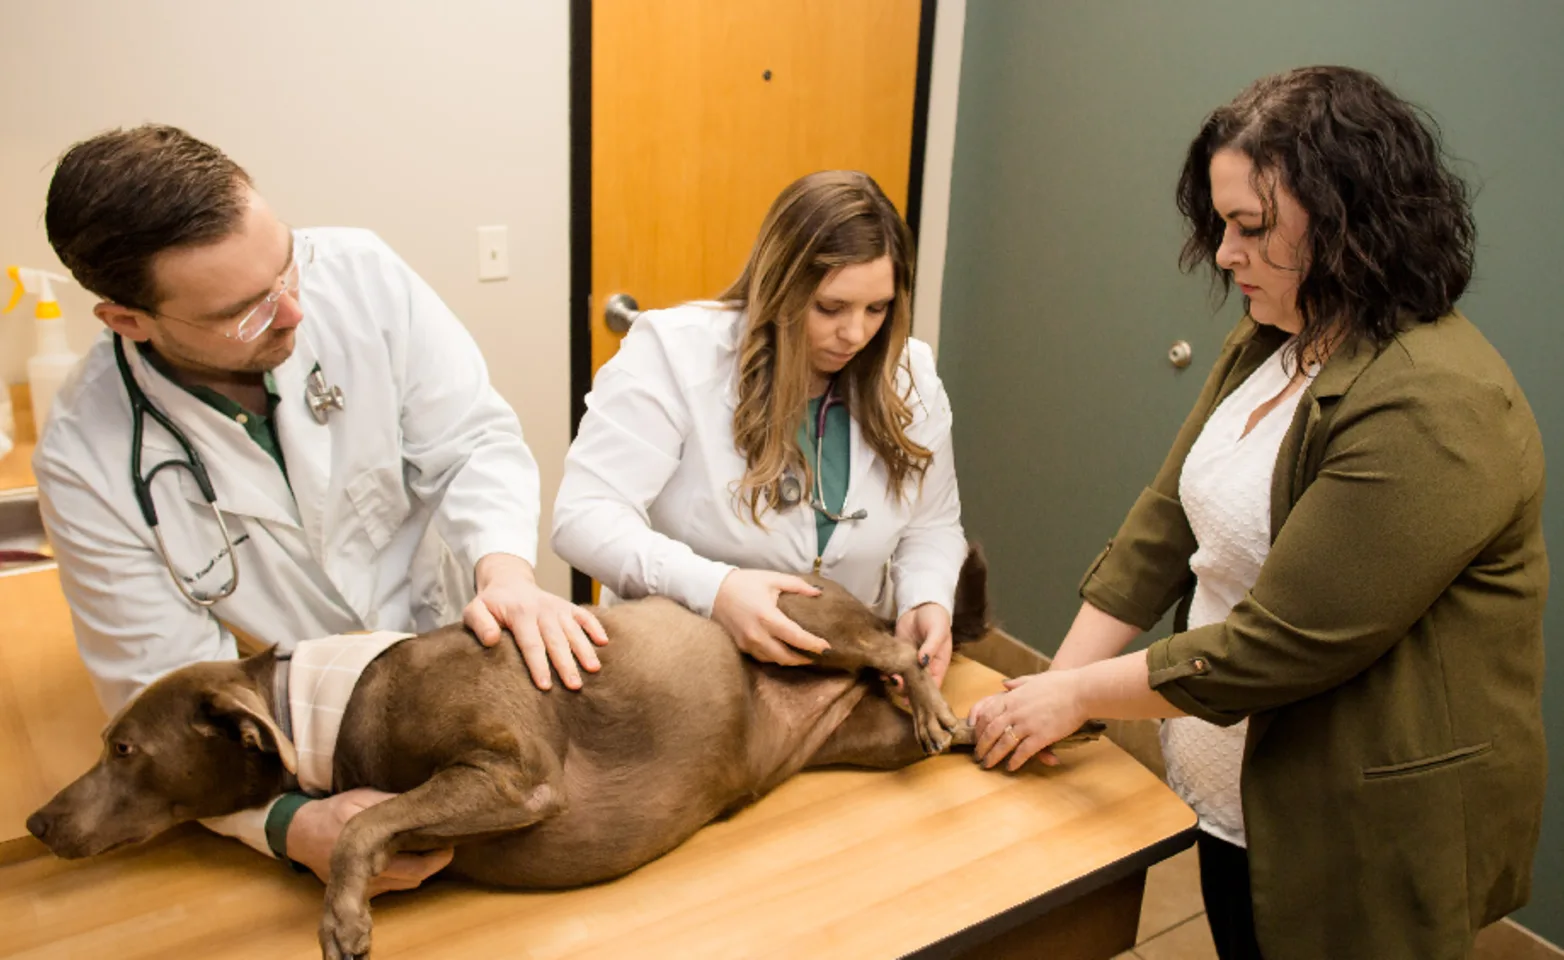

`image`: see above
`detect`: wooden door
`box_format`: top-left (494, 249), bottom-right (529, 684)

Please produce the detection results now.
top-left (573, 0), bottom-right (930, 600)
top-left (588, 0), bottom-right (926, 376)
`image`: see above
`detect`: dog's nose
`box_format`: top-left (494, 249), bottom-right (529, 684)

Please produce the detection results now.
top-left (25, 811), bottom-right (50, 842)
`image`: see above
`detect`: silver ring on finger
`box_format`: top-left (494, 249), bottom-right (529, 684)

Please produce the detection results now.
top-left (1003, 724), bottom-right (1019, 742)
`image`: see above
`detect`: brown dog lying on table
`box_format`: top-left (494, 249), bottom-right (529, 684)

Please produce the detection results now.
top-left (27, 545), bottom-right (1099, 960)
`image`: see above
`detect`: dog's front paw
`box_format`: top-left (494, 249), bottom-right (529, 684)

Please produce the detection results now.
top-left (919, 720), bottom-right (952, 754)
top-left (913, 700), bottom-right (964, 755)
top-left (320, 898), bottom-right (374, 960)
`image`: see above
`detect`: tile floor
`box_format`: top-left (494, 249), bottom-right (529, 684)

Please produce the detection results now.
top-left (1113, 846), bottom-right (1211, 960)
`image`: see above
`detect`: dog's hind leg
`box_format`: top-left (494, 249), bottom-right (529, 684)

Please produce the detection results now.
top-left (318, 735), bottom-right (564, 960)
top-left (806, 682), bottom-right (975, 770)
top-left (803, 631), bottom-right (967, 756)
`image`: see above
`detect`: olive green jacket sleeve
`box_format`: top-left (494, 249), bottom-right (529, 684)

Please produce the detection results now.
top-left (1078, 319), bottom-right (1284, 630)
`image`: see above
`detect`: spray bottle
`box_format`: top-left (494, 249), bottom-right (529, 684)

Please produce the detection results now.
top-left (5, 265), bottom-right (83, 436)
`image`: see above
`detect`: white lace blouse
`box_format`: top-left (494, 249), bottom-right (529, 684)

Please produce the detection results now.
top-left (1165, 337), bottom-right (1317, 847)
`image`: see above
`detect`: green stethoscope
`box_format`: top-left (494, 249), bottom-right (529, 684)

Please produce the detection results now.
top-left (113, 333), bottom-right (240, 607)
top-left (778, 376), bottom-right (869, 523)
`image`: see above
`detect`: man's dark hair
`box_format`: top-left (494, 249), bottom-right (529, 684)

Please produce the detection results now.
top-left (45, 124), bottom-right (253, 312)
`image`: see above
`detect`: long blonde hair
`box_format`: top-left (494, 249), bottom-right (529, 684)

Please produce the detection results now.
top-left (721, 170), bottom-right (930, 524)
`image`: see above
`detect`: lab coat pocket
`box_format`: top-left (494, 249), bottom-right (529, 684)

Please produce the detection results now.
top-left (346, 468), bottom-right (411, 551)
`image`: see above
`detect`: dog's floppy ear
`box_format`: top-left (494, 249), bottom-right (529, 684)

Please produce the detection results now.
top-left (951, 542), bottom-right (994, 645)
top-left (199, 685), bottom-right (299, 775)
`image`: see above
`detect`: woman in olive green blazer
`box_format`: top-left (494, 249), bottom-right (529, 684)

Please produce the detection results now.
top-left (969, 67), bottom-right (1547, 960)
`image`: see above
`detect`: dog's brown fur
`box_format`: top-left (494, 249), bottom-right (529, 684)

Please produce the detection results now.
top-left (30, 547), bottom-right (1004, 960)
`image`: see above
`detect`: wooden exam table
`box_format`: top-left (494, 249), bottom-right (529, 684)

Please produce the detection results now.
top-left (0, 412), bottom-right (1196, 958)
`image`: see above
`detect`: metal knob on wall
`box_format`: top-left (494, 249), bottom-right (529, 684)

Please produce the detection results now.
top-left (605, 293), bottom-right (642, 334)
top-left (1168, 340), bottom-right (1193, 369)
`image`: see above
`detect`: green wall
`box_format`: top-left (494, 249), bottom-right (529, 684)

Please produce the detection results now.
top-left (940, 0), bottom-right (1563, 940)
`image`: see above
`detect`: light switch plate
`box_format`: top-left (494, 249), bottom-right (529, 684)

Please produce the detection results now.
top-left (478, 225), bottom-right (509, 281)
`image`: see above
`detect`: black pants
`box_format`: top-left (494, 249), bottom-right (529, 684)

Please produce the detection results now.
top-left (1197, 831), bottom-right (1265, 960)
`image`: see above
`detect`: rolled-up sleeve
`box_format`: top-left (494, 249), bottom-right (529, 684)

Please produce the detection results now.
top-left (1078, 487), bottom-right (1199, 631)
top-left (1146, 369), bottom-right (1523, 724)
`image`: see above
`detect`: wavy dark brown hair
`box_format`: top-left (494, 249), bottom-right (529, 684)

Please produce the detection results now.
top-left (1176, 66), bottom-right (1476, 363)
top-left (720, 170), bottom-right (928, 524)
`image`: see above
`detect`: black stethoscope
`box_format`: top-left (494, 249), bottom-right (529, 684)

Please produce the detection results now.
top-left (779, 378), bottom-right (868, 523)
top-left (112, 334), bottom-right (346, 607)
top-left (113, 333), bottom-right (240, 607)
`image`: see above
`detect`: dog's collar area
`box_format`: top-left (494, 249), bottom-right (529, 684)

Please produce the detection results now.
top-left (272, 650), bottom-right (293, 744)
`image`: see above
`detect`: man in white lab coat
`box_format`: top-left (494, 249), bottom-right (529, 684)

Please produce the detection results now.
top-left (33, 124), bottom-right (604, 895)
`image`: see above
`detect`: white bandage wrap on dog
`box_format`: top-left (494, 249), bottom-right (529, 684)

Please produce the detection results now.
top-left (288, 631), bottom-right (414, 795)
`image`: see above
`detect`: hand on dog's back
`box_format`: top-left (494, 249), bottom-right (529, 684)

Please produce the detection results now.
top-left (288, 788), bottom-right (454, 895)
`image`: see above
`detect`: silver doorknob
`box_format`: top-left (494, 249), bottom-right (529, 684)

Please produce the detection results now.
top-left (604, 293), bottom-right (642, 334)
top-left (1168, 340), bottom-right (1193, 369)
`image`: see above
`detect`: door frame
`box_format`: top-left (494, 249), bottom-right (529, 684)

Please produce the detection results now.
top-left (567, 0), bottom-right (941, 603)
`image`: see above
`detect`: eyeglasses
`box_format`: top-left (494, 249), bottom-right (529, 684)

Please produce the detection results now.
top-left (147, 238), bottom-right (313, 343)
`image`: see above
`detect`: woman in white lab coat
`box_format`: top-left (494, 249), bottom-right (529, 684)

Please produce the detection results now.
top-left (553, 171), bottom-right (967, 681)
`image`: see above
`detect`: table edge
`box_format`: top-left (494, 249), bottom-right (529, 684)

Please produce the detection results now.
top-left (902, 823), bottom-right (1201, 959)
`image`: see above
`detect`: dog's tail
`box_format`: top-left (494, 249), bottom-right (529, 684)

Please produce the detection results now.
top-left (951, 542), bottom-right (993, 646)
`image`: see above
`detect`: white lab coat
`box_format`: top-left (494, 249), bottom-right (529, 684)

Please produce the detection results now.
top-left (552, 304), bottom-right (966, 621)
top-left (35, 227), bottom-right (540, 718)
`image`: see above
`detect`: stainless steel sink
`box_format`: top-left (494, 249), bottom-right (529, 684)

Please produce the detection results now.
top-left (0, 487), bottom-right (56, 577)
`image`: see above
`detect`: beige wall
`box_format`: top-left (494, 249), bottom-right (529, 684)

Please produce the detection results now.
top-left (911, 0), bottom-right (965, 360)
top-left (0, 0), bottom-right (575, 592)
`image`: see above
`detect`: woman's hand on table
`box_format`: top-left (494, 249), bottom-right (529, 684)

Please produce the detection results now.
top-left (968, 670), bottom-right (1090, 771)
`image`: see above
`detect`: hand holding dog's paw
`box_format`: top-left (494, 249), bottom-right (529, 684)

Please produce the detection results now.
top-left (968, 670), bottom-right (1089, 771)
top-left (290, 789), bottom-right (454, 896)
